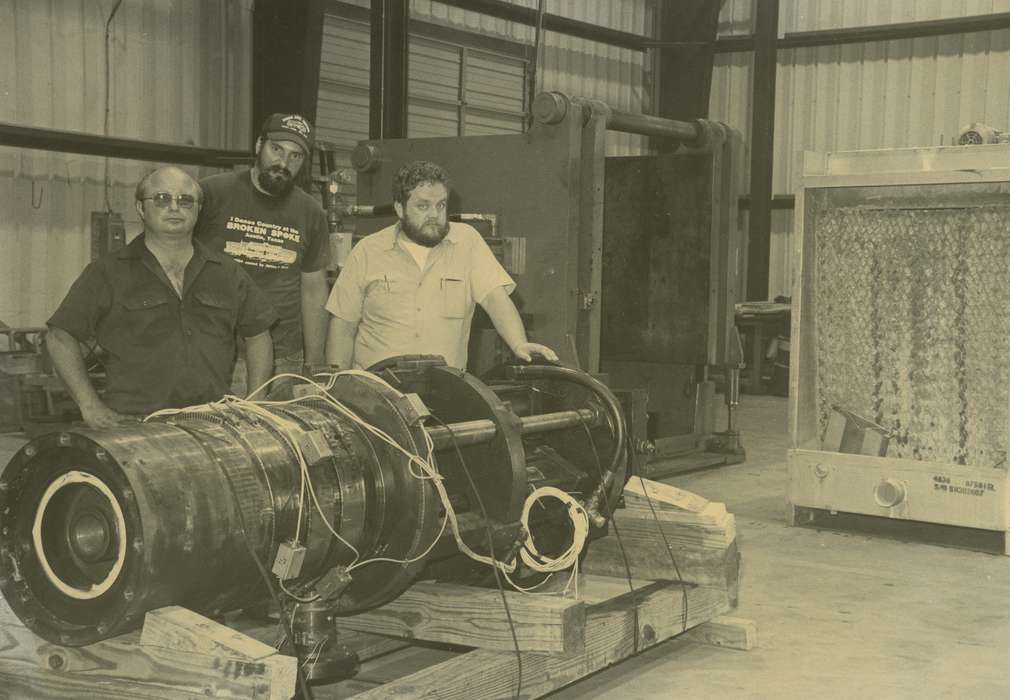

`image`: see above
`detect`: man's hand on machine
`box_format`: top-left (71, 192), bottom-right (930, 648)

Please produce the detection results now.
top-left (80, 399), bottom-right (130, 430)
top-left (513, 342), bottom-right (559, 363)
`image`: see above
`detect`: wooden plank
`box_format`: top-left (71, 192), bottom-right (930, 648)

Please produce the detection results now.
top-left (350, 578), bottom-right (730, 699)
top-left (142, 606), bottom-right (280, 659)
top-left (0, 620), bottom-right (283, 700)
top-left (639, 452), bottom-right (729, 479)
top-left (624, 478), bottom-right (710, 513)
top-left (336, 581), bottom-right (586, 655)
top-left (600, 508), bottom-right (736, 552)
top-left (686, 615), bottom-right (758, 651)
top-left (789, 448), bottom-right (1008, 530)
top-left (817, 143), bottom-right (1010, 176)
top-left (583, 534), bottom-right (740, 602)
top-left (140, 606), bottom-right (296, 700)
top-left (341, 630), bottom-right (413, 663)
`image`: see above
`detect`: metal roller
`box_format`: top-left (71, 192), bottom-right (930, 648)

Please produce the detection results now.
top-left (0, 358), bottom-right (626, 660)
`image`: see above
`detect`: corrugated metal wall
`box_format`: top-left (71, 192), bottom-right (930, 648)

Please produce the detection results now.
top-left (413, 0), bottom-right (658, 155)
top-left (710, 0), bottom-right (1010, 299)
top-left (327, 0), bottom-right (657, 156)
top-left (0, 0), bottom-right (253, 327)
top-left (316, 5), bottom-right (527, 168)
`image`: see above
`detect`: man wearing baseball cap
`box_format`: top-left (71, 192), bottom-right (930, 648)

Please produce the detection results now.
top-left (195, 113), bottom-right (330, 397)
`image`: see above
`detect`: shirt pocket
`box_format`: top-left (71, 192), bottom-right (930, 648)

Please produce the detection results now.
top-left (441, 277), bottom-right (467, 319)
top-left (192, 289), bottom-right (237, 339)
top-left (119, 291), bottom-right (174, 346)
top-left (364, 275), bottom-right (414, 323)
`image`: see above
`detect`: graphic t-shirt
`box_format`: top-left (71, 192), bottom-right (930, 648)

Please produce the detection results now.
top-left (194, 170), bottom-right (329, 357)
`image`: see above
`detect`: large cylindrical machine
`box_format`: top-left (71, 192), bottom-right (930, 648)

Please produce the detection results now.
top-left (0, 358), bottom-right (626, 659)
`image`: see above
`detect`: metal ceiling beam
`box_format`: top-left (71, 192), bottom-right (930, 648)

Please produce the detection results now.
top-left (0, 122), bottom-right (251, 168)
top-left (433, 0), bottom-right (654, 52)
top-left (715, 11), bottom-right (1010, 53)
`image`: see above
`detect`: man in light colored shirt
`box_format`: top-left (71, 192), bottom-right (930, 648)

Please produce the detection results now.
top-left (325, 160), bottom-right (556, 370)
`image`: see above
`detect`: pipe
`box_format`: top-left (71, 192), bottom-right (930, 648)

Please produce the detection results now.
top-left (499, 365), bottom-right (626, 527)
top-left (531, 92), bottom-right (700, 143)
top-left (0, 122), bottom-right (250, 168)
top-left (605, 110), bottom-right (699, 142)
top-left (426, 408), bottom-right (600, 448)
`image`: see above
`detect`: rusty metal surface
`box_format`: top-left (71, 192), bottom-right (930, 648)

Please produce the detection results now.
top-left (600, 154), bottom-right (713, 365)
top-left (813, 185), bottom-right (1010, 466)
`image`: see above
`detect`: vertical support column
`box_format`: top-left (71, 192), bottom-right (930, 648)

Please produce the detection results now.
top-left (746, 0), bottom-right (780, 301)
top-left (579, 101), bottom-right (609, 374)
top-left (654, 0), bottom-right (722, 128)
top-left (370, 0), bottom-right (410, 139)
top-left (252, 0), bottom-right (326, 132)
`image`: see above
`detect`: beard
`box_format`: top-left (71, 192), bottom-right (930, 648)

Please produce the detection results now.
top-left (401, 217), bottom-right (449, 248)
top-left (256, 165), bottom-right (295, 197)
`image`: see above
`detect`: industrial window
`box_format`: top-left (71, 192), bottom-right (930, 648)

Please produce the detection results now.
top-left (315, 5), bottom-right (529, 168)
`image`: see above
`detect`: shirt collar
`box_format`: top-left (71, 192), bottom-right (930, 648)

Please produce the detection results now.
top-left (387, 222), bottom-right (459, 250)
top-left (117, 233), bottom-right (222, 264)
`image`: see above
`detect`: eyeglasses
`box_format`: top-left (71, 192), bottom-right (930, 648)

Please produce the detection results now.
top-left (143, 192), bottom-right (198, 209)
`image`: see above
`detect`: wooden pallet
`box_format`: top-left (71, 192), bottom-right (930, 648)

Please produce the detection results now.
top-left (0, 480), bottom-right (752, 699)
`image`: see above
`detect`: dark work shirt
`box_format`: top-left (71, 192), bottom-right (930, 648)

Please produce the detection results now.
top-left (194, 170), bottom-right (329, 358)
top-left (47, 234), bottom-right (277, 414)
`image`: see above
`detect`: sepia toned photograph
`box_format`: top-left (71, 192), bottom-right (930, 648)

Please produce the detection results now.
top-left (0, 1), bottom-right (1007, 698)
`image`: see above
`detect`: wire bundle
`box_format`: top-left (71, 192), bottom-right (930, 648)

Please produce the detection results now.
top-left (145, 370), bottom-right (593, 596)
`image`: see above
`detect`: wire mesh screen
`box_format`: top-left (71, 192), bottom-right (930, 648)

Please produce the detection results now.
top-left (815, 204), bottom-right (1010, 467)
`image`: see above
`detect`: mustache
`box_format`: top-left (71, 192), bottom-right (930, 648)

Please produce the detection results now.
top-left (265, 165), bottom-right (292, 178)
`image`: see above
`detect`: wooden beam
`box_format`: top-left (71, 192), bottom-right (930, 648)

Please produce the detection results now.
top-left (686, 615), bottom-right (758, 651)
top-left (582, 510), bottom-right (739, 602)
top-left (0, 620), bottom-right (289, 700)
top-left (140, 607), bottom-right (296, 700)
top-left (336, 581), bottom-right (586, 655)
top-left (624, 477), bottom-right (711, 513)
top-left (350, 577), bottom-right (729, 699)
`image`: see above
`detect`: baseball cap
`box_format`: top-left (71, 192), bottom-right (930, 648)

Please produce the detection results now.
top-left (261, 113), bottom-right (314, 155)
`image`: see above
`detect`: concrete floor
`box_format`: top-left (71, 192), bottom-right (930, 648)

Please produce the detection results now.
top-left (2, 395), bottom-right (1008, 698)
top-left (549, 394), bottom-right (1010, 700)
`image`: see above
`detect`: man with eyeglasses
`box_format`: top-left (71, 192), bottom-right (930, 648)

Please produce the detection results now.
top-left (194, 113), bottom-right (330, 396)
top-left (46, 166), bottom-right (277, 429)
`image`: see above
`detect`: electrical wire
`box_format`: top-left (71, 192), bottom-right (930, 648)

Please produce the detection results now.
top-left (149, 371), bottom-right (517, 578)
top-left (197, 426), bottom-right (316, 700)
top-left (429, 415), bottom-right (522, 700)
top-left (633, 473), bottom-right (690, 634)
top-left (103, 0), bottom-right (123, 213)
top-left (581, 423), bottom-right (691, 638)
top-left (580, 422), bottom-right (639, 653)
top-left (147, 370), bottom-right (593, 613)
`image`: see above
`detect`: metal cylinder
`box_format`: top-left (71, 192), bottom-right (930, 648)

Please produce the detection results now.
top-left (531, 91), bottom-right (700, 143)
top-left (426, 408), bottom-right (600, 448)
top-left (0, 363), bottom-right (624, 646)
top-left (604, 109), bottom-right (699, 142)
